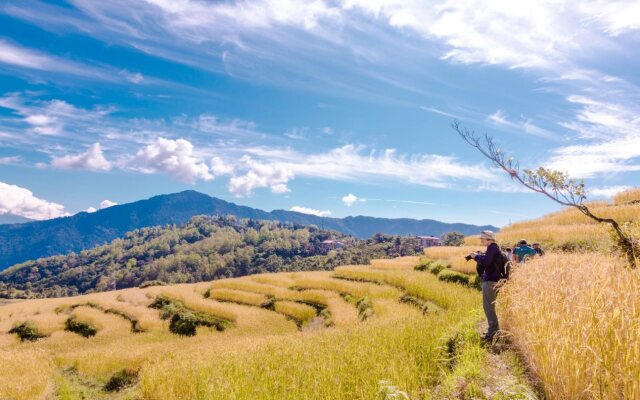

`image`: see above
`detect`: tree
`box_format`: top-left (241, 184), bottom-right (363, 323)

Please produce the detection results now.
top-left (452, 120), bottom-right (639, 268)
top-left (442, 231), bottom-right (465, 247)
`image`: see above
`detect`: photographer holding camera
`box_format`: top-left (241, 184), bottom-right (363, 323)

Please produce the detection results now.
top-left (467, 230), bottom-right (502, 341)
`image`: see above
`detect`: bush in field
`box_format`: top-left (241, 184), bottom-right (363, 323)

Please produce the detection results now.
top-left (65, 316), bottom-right (97, 337)
top-left (438, 270), bottom-right (471, 286)
top-left (105, 368), bottom-right (138, 392)
top-left (356, 296), bottom-right (374, 321)
top-left (414, 259), bottom-right (432, 271)
top-left (138, 280), bottom-right (166, 288)
top-left (8, 321), bottom-right (47, 341)
top-left (442, 232), bottom-right (465, 246)
top-left (428, 261), bottom-right (447, 275)
top-left (149, 295), bottom-right (232, 335)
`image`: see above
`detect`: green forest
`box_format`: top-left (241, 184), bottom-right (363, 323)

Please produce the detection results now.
top-left (0, 215), bottom-right (423, 299)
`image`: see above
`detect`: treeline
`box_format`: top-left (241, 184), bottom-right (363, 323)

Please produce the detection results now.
top-left (0, 215), bottom-right (423, 299)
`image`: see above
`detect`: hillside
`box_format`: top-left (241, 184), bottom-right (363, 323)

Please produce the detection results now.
top-left (0, 216), bottom-right (422, 299)
top-left (0, 256), bottom-right (534, 400)
top-left (420, 187), bottom-right (640, 399)
top-left (0, 190), bottom-right (497, 269)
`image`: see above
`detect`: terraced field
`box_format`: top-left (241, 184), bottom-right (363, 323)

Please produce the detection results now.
top-left (0, 255), bottom-right (524, 400)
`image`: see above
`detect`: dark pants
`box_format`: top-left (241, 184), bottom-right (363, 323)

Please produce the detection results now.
top-left (482, 280), bottom-right (499, 337)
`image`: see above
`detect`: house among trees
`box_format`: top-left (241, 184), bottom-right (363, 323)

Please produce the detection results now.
top-left (417, 236), bottom-right (442, 247)
top-left (321, 240), bottom-right (345, 250)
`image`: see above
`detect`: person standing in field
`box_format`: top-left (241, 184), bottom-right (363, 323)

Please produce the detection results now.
top-left (513, 239), bottom-right (537, 263)
top-left (468, 230), bottom-right (501, 341)
top-left (532, 243), bottom-right (545, 256)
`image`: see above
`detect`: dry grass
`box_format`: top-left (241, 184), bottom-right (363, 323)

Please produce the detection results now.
top-left (613, 187), bottom-right (640, 205)
top-left (207, 288), bottom-right (269, 306)
top-left (370, 256), bottom-right (420, 270)
top-left (273, 301), bottom-right (317, 324)
top-left (496, 192), bottom-right (639, 251)
top-left (424, 246), bottom-right (481, 274)
top-left (0, 347), bottom-right (53, 400)
top-left (153, 285), bottom-right (238, 323)
top-left (0, 257), bottom-right (484, 399)
top-left (499, 253), bottom-right (640, 399)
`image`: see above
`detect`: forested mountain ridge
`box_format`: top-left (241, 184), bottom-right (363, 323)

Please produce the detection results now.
top-left (0, 215), bottom-right (421, 299)
top-left (0, 190), bottom-right (497, 269)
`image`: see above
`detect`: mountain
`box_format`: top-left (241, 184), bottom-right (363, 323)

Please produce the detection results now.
top-left (0, 213), bottom-right (33, 225)
top-left (0, 190), bottom-right (497, 270)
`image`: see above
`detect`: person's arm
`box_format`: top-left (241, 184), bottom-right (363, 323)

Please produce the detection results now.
top-left (474, 243), bottom-right (499, 267)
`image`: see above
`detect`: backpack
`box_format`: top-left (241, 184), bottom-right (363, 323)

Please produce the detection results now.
top-left (499, 251), bottom-right (511, 280)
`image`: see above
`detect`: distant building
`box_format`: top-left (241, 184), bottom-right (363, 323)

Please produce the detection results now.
top-left (417, 236), bottom-right (442, 247)
top-left (321, 240), bottom-right (345, 250)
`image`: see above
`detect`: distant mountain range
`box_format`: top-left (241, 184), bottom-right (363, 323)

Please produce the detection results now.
top-left (0, 213), bottom-right (34, 225)
top-left (0, 190), bottom-right (497, 270)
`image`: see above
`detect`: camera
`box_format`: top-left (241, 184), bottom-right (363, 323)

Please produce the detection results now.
top-left (465, 251), bottom-right (485, 262)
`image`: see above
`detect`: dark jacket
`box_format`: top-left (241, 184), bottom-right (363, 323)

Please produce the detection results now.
top-left (474, 242), bottom-right (501, 282)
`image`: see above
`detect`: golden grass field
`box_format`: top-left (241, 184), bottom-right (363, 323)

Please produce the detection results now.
top-left (420, 187), bottom-right (640, 400)
top-left (2, 188), bottom-right (637, 400)
top-left (0, 255), bottom-right (494, 400)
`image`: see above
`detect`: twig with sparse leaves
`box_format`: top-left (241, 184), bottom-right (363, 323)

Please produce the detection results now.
top-left (452, 120), bottom-right (638, 268)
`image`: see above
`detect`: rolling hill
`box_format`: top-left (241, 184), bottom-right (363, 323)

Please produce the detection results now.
top-left (0, 190), bottom-right (497, 269)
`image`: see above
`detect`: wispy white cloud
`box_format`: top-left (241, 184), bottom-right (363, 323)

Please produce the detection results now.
top-left (341, 193), bottom-right (434, 206)
top-left (0, 181), bottom-right (68, 220)
top-left (546, 95), bottom-right (640, 177)
top-left (289, 206), bottom-right (331, 217)
top-left (0, 39), bottom-right (119, 81)
top-left (420, 106), bottom-right (464, 120)
top-left (487, 109), bottom-right (558, 139)
top-left (589, 185), bottom-right (633, 198)
top-left (51, 143), bottom-right (112, 171)
top-left (0, 155), bottom-right (21, 165)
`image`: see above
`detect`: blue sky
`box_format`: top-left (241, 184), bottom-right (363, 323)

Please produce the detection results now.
top-left (0, 0), bottom-right (639, 227)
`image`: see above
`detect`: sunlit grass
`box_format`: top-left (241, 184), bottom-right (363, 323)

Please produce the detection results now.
top-left (0, 257), bottom-right (483, 399)
top-left (207, 288), bottom-right (269, 306)
top-left (273, 301), bottom-right (317, 325)
top-left (499, 253), bottom-right (640, 399)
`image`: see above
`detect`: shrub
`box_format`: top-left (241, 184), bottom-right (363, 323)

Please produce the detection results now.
top-left (356, 296), bottom-right (374, 321)
top-left (105, 368), bottom-right (138, 392)
top-left (149, 295), bottom-right (232, 335)
top-left (8, 321), bottom-right (47, 341)
top-left (65, 317), bottom-right (97, 337)
top-left (139, 280), bottom-right (167, 288)
top-left (414, 259), bottom-right (432, 271)
top-left (428, 262), bottom-right (446, 275)
top-left (437, 270), bottom-right (471, 286)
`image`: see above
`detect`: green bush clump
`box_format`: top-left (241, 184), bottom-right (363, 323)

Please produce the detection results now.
top-left (356, 296), bottom-right (374, 321)
top-left (104, 368), bottom-right (138, 392)
top-left (438, 270), bottom-right (471, 286)
top-left (8, 321), bottom-right (47, 341)
top-left (414, 259), bottom-right (432, 271)
top-left (149, 295), bottom-right (232, 336)
top-left (65, 317), bottom-right (98, 337)
top-left (428, 262), bottom-right (447, 275)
